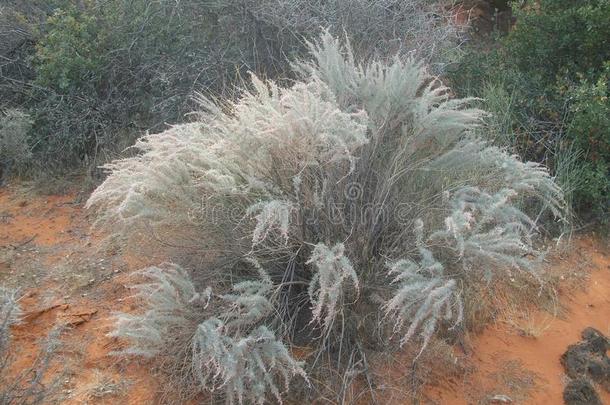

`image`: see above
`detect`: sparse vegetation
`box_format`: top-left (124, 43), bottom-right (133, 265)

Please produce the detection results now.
top-left (0, 110), bottom-right (32, 182)
top-left (1, 0), bottom-right (609, 403)
top-left (0, 287), bottom-right (62, 405)
top-left (87, 33), bottom-right (565, 402)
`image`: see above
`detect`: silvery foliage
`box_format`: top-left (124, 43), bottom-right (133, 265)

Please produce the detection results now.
top-left (248, 200), bottom-right (293, 246)
top-left (0, 287), bottom-right (22, 357)
top-left (111, 260), bottom-right (306, 404)
top-left (89, 32), bottom-right (564, 399)
top-left (191, 260), bottom-right (307, 405)
top-left (108, 264), bottom-right (208, 357)
top-left (306, 243), bottom-right (359, 333)
top-left (383, 220), bottom-right (462, 351)
top-left (192, 322), bottom-right (306, 405)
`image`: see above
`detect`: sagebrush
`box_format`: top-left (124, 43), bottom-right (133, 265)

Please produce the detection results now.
top-left (88, 33), bottom-right (564, 403)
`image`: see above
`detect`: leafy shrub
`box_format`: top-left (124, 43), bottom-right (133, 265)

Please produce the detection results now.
top-left (87, 33), bottom-right (564, 402)
top-left (0, 109), bottom-right (33, 181)
top-left (503, 0), bottom-right (610, 86)
top-left (2, 0), bottom-right (460, 174)
top-left (449, 0), bottom-right (610, 217)
top-left (561, 67), bottom-right (610, 213)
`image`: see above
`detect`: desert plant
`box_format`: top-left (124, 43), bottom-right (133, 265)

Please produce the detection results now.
top-left (2, 0), bottom-right (461, 174)
top-left (449, 0), bottom-right (610, 218)
top-left (0, 110), bottom-right (32, 181)
top-left (560, 67), bottom-right (610, 215)
top-left (0, 287), bottom-right (22, 357)
top-left (88, 33), bottom-right (564, 402)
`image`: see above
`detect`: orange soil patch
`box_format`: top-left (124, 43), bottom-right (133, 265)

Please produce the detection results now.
top-left (0, 186), bottom-right (79, 246)
top-left (1, 185), bottom-right (158, 404)
top-left (427, 238), bottom-right (610, 404)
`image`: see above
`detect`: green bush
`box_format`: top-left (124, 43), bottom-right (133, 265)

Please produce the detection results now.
top-left (562, 66), bottom-right (610, 212)
top-left (504, 0), bottom-right (610, 85)
top-left (449, 0), bottom-right (610, 217)
top-left (2, 0), bottom-right (460, 176)
top-left (29, 1), bottom-right (212, 169)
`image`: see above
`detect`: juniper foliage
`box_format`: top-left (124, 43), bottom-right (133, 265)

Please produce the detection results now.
top-left (89, 33), bottom-right (565, 401)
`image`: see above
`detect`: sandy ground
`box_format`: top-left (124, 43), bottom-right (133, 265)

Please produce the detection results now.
top-left (1, 184), bottom-right (608, 404)
top-left (426, 237), bottom-right (610, 404)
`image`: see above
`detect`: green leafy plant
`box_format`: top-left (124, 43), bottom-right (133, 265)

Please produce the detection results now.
top-left (449, 0), bottom-right (610, 217)
top-left (2, 0), bottom-right (461, 175)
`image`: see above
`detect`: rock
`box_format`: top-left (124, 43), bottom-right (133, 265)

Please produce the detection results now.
top-left (563, 378), bottom-right (602, 405)
top-left (58, 307), bottom-right (97, 327)
top-left (561, 327), bottom-right (610, 402)
top-left (561, 328), bottom-right (610, 387)
top-left (488, 394), bottom-right (512, 403)
top-left (581, 327), bottom-right (609, 355)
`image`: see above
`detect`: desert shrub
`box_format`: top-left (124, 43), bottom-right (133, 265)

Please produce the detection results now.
top-left (560, 67), bottom-right (610, 213)
top-left (449, 0), bottom-right (610, 217)
top-left (0, 287), bottom-right (62, 405)
top-left (0, 110), bottom-right (33, 181)
top-left (87, 33), bottom-right (564, 402)
top-left (2, 0), bottom-right (460, 174)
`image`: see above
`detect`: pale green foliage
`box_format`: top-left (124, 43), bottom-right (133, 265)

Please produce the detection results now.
top-left (220, 259), bottom-right (273, 328)
top-left (306, 243), bottom-right (359, 333)
top-left (86, 78), bottom-right (369, 234)
top-left (89, 33), bottom-right (565, 400)
top-left (0, 287), bottom-right (22, 357)
top-left (111, 260), bottom-right (305, 403)
top-left (190, 262), bottom-right (305, 404)
top-left (248, 200), bottom-right (293, 246)
top-left (384, 220), bottom-right (462, 350)
top-left (108, 264), bottom-right (205, 357)
top-left (192, 322), bottom-right (306, 405)
top-left (431, 187), bottom-right (538, 277)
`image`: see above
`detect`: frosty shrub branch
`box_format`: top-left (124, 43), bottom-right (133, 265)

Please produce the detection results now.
top-left (87, 33), bottom-right (565, 403)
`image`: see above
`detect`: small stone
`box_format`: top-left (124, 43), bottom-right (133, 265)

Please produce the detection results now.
top-left (489, 394), bottom-right (512, 403)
